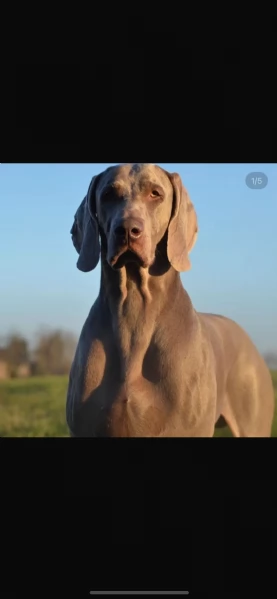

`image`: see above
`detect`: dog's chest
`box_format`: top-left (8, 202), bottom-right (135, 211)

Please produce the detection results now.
top-left (81, 331), bottom-right (215, 437)
top-left (106, 351), bottom-right (200, 437)
top-left (107, 376), bottom-right (170, 437)
top-left (84, 338), bottom-right (178, 436)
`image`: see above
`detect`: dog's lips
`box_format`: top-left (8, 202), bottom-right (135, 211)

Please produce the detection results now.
top-left (109, 247), bottom-right (148, 269)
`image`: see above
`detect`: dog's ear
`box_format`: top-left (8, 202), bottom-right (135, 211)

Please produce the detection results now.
top-left (166, 172), bottom-right (198, 272)
top-left (70, 175), bottom-right (100, 272)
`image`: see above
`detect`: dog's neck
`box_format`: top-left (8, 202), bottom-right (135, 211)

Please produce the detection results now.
top-left (99, 233), bottom-right (181, 307)
top-left (100, 258), bottom-right (181, 308)
top-left (99, 247), bottom-right (184, 377)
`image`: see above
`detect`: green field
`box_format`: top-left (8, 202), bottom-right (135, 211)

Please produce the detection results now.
top-left (0, 372), bottom-right (277, 437)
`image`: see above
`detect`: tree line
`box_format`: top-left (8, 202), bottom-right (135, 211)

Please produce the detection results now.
top-left (0, 329), bottom-right (77, 377)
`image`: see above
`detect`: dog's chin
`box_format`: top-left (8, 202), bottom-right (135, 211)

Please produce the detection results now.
top-left (108, 249), bottom-right (150, 270)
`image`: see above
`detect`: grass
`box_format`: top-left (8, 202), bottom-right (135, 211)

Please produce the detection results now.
top-left (0, 376), bottom-right (69, 437)
top-left (0, 372), bottom-right (277, 437)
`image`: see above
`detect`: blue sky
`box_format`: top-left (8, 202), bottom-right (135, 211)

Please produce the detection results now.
top-left (1, 163), bottom-right (276, 353)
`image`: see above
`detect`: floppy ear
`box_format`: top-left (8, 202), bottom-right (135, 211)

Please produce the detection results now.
top-left (70, 175), bottom-right (100, 272)
top-left (167, 172), bottom-right (198, 272)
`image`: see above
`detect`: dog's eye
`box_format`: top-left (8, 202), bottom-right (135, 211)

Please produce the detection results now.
top-left (102, 187), bottom-right (113, 199)
top-left (150, 190), bottom-right (160, 198)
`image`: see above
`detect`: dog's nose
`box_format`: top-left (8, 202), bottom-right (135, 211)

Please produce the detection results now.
top-left (114, 218), bottom-right (144, 241)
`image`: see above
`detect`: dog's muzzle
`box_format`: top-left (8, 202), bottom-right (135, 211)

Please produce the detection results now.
top-left (107, 217), bottom-right (150, 269)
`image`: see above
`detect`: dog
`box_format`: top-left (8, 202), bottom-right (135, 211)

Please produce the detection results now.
top-left (66, 163), bottom-right (274, 437)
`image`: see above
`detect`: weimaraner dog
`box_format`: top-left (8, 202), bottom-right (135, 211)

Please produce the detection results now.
top-left (67, 163), bottom-right (274, 437)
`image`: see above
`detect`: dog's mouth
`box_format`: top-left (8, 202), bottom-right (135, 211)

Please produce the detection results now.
top-left (109, 249), bottom-right (147, 270)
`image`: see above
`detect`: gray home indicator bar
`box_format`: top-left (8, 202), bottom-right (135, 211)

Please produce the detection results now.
top-left (89, 592), bottom-right (189, 595)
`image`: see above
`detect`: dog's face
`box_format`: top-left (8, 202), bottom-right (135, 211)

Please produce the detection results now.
top-left (95, 163), bottom-right (174, 269)
top-left (71, 164), bottom-right (198, 273)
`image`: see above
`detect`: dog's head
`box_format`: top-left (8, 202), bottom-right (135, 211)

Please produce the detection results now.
top-left (70, 164), bottom-right (198, 273)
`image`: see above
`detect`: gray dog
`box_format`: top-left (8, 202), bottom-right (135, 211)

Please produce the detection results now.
top-left (66, 163), bottom-right (274, 437)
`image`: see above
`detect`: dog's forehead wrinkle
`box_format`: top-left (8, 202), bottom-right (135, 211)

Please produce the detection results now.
top-left (135, 165), bottom-right (172, 192)
top-left (98, 168), bottom-right (130, 196)
top-left (129, 163), bottom-right (148, 174)
top-left (100, 164), bottom-right (170, 191)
